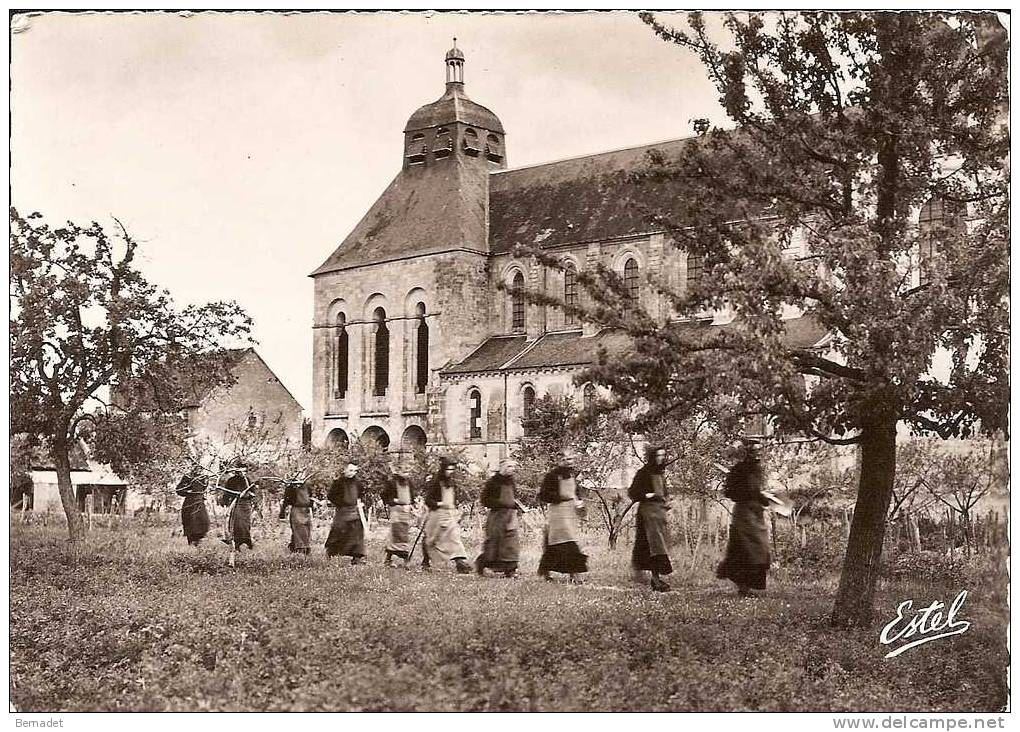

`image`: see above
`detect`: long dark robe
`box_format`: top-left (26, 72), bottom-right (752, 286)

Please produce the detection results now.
top-left (176, 473), bottom-right (210, 546)
top-left (325, 476), bottom-right (365, 558)
top-left (629, 465), bottom-right (673, 575)
top-left (717, 456), bottom-right (770, 589)
top-left (477, 474), bottom-right (520, 573)
top-left (422, 477), bottom-right (467, 563)
top-left (222, 475), bottom-right (256, 550)
top-left (279, 483), bottom-right (314, 553)
top-left (382, 477), bottom-right (416, 559)
top-left (537, 467), bottom-right (588, 575)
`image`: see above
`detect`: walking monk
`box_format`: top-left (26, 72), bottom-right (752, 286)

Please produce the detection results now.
top-left (629, 445), bottom-right (674, 592)
top-left (219, 463), bottom-right (258, 567)
top-left (422, 457), bottom-right (472, 574)
top-left (475, 458), bottom-right (521, 578)
top-left (325, 461), bottom-right (367, 565)
top-left (717, 441), bottom-right (771, 597)
top-left (537, 449), bottom-right (589, 583)
top-left (175, 462), bottom-right (210, 546)
top-left (381, 470), bottom-right (416, 567)
top-left (278, 478), bottom-right (317, 555)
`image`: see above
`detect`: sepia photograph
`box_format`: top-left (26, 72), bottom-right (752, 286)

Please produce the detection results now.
top-left (8, 9), bottom-right (1010, 716)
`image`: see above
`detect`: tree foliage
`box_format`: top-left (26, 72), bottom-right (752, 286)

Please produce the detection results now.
top-left (516, 12), bottom-right (1008, 625)
top-left (10, 208), bottom-right (253, 549)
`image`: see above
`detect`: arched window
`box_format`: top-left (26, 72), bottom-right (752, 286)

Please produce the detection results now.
top-left (334, 312), bottom-right (348, 399)
top-left (373, 307), bottom-right (389, 397)
top-left (415, 302), bottom-right (429, 394)
top-left (918, 197), bottom-right (964, 286)
top-left (511, 272), bottom-right (525, 332)
top-left (469, 389), bottom-right (483, 439)
top-left (687, 253), bottom-right (704, 289)
top-left (563, 263), bottom-right (579, 327)
top-left (521, 386), bottom-right (536, 436)
top-left (583, 383), bottom-right (597, 409)
top-left (623, 258), bottom-right (640, 304)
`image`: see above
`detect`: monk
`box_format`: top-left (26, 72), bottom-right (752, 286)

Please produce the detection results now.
top-left (175, 463), bottom-right (210, 546)
top-left (381, 471), bottom-right (417, 567)
top-left (717, 441), bottom-right (771, 597)
top-left (278, 478), bottom-right (317, 555)
top-left (537, 449), bottom-right (589, 583)
top-left (475, 458), bottom-right (521, 578)
top-left (325, 461), bottom-right (367, 565)
top-left (422, 458), bottom-right (472, 574)
top-left (219, 463), bottom-right (258, 567)
top-left (629, 445), bottom-right (674, 592)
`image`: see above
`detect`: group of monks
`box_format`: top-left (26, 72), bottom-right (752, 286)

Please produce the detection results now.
top-left (175, 441), bottom-right (773, 595)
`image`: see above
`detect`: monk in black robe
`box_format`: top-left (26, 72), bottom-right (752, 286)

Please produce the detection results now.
top-left (717, 442), bottom-right (771, 596)
top-left (475, 459), bottom-right (521, 578)
top-left (219, 464), bottom-right (257, 567)
top-left (325, 461), bottom-right (367, 564)
top-left (537, 450), bottom-right (589, 583)
top-left (176, 465), bottom-right (210, 546)
top-left (629, 445), bottom-right (673, 592)
top-left (278, 479), bottom-right (316, 555)
top-left (422, 458), bottom-right (472, 574)
top-left (381, 472), bottom-right (416, 566)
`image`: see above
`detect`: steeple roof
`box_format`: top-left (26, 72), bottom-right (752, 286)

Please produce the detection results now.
top-left (404, 85), bottom-right (504, 134)
top-left (310, 155), bottom-right (491, 275)
top-left (404, 41), bottom-right (504, 133)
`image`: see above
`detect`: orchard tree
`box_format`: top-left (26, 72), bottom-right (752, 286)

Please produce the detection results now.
top-left (89, 411), bottom-right (191, 507)
top-left (10, 209), bottom-right (252, 553)
top-left (518, 12), bottom-right (1008, 625)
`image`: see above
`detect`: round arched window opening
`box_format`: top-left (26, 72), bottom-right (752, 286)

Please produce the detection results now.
top-left (415, 302), bottom-right (429, 394)
top-left (510, 271), bottom-right (525, 332)
top-left (373, 307), bottom-right (389, 397)
top-left (521, 385), bottom-right (536, 436)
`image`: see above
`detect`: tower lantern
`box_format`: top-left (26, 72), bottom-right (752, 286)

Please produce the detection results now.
top-left (445, 38), bottom-right (465, 85)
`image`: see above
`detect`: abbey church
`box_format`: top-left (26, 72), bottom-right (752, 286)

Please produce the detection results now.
top-left (309, 43), bottom-right (825, 465)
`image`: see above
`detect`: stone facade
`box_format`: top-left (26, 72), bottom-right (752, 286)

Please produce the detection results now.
top-left (187, 349), bottom-right (303, 450)
top-left (311, 250), bottom-right (493, 451)
top-left (308, 46), bottom-right (820, 472)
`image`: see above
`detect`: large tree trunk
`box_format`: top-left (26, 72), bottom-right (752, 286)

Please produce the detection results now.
top-left (53, 438), bottom-right (87, 556)
top-left (831, 420), bottom-right (897, 627)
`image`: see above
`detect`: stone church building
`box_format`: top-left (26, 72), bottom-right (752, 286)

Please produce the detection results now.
top-left (309, 43), bottom-right (824, 466)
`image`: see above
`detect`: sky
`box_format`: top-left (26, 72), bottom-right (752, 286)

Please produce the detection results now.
top-left (11, 10), bottom-right (731, 411)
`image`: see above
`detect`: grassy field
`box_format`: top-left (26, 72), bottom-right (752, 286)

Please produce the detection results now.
top-left (9, 518), bottom-right (1008, 712)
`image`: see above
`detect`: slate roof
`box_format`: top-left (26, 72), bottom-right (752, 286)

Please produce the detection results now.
top-left (507, 329), bottom-right (631, 370)
top-left (116, 348), bottom-right (302, 412)
top-left (442, 316), bottom-right (828, 376)
top-left (175, 348), bottom-right (252, 407)
top-left (489, 136), bottom-right (704, 254)
top-left (311, 155), bottom-right (490, 275)
top-left (404, 83), bottom-right (504, 134)
top-left (441, 335), bottom-right (528, 375)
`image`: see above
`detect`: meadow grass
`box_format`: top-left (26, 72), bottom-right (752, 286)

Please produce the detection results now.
top-left (9, 519), bottom-right (1008, 712)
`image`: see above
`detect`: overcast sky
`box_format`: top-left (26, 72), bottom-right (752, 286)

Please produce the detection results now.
top-left (11, 10), bottom-right (730, 411)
